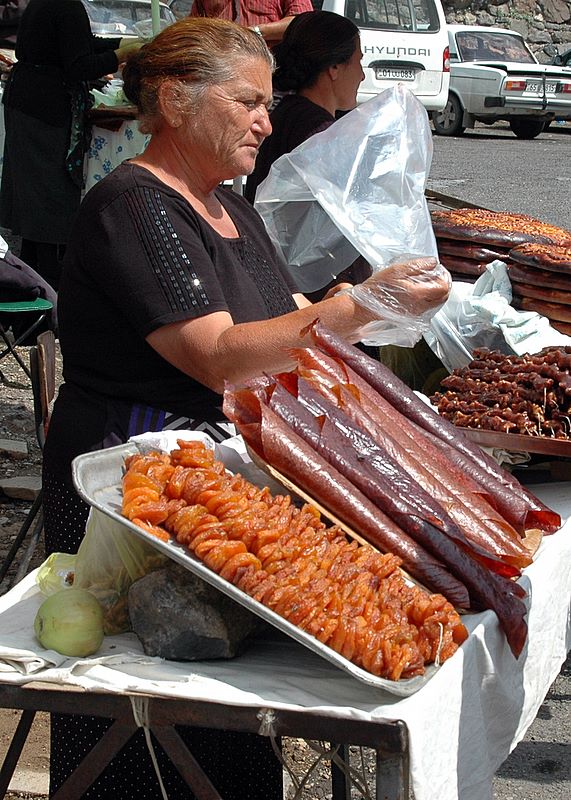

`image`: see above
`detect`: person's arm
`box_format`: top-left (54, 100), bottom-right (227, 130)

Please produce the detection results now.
top-left (147, 259), bottom-right (449, 393)
top-left (147, 291), bottom-right (369, 393)
top-left (250, 16), bottom-right (295, 45)
top-left (57, 3), bottom-right (137, 82)
top-left (250, 0), bottom-right (313, 43)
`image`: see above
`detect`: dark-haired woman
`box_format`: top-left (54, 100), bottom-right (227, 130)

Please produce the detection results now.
top-left (244, 10), bottom-right (368, 300)
top-left (244, 10), bottom-right (363, 203)
top-left (42, 17), bottom-right (449, 799)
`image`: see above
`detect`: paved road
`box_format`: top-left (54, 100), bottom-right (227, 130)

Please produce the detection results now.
top-left (427, 121), bottom-right (571, 800)
top-left (428, 121), bottom-right (571, 228)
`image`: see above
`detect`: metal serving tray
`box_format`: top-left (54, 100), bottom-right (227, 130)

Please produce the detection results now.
top-left (72, 441), bottom-right (440, 697)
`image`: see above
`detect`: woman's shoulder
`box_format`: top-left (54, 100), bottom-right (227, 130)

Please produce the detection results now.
top-left (271, 94), bottom-right (335, 145)
top-left (81, 163), bottom-right (181, 209)
top-left (272, 94), bottom-right (334, 123)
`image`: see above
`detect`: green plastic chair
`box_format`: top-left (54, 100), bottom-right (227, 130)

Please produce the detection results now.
top-left (0, 297), bottom-right (53, 381)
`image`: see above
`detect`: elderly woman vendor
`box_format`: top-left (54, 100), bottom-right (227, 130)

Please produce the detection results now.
top-left (42, 17), bottom-right (449, 799)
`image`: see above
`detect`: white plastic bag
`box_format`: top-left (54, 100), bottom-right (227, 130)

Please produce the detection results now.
top-left (426, 260), bottom-right (571, 372)
top-left (254, 85), bottom-right (447, 345)
top-left (36, 509), bottom-right (167, 635)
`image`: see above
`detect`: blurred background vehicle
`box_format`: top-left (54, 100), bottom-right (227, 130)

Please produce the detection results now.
top-left (544, 42), bottom-right (571, 67)
top-left (321, 0), bottom-right (451, 111)
top-left (433, 25), bottom-right (571, 139)
top-left (167, 0), bottom-right (193, 20)
top-left (81, 0), bottom-right (176, 38)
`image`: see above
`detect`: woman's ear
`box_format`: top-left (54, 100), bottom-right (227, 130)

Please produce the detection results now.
top-left (327, 63), bottom-right (340, 82)
top-left (157, 80), bottom-right (183, 128)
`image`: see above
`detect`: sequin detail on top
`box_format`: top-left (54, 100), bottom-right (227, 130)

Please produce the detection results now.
top-left (229, 236), bottom-right (297, 318)
top-left (125, 187), bottom-right (210, 313)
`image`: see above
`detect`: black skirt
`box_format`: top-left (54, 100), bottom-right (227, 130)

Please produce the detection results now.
top-left (0, 105), bottom-right (81, 243)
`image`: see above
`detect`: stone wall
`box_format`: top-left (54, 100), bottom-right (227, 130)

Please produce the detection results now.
top-left (442, 0), bottom-right (571, 60)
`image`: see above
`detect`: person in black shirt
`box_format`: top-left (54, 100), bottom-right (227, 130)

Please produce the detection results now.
top-left (244, 10), bottom-right (371, 302)
top-left (245, 10), bottom-right (364, 205)
top-left (42, 17), bottom-right (449, 800)
top-left (0, 0), bottom-right (140, 290)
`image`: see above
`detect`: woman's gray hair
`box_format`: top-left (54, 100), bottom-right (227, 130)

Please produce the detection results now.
top-left (123, 18), bottom-right (274, 134)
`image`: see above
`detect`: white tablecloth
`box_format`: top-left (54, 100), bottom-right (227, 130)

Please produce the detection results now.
top-left (0, 481), bottom-right (570, 800)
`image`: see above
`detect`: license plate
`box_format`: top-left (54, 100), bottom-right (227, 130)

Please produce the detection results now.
top-left (374, 67), bottom-right (416, 81)
top-left (526, 81), bottom-right (558, 93)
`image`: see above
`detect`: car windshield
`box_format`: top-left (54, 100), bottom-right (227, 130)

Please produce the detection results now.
top-left (81, 0), bottom-right (175, 36)
top-left (344, 0), bottom-right (441, 33)
top-left (455, 31), bottom-right (536, 64)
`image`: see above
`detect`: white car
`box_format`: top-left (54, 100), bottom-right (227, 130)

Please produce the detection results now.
top-left (81, 0), bottom-right (176, 39)
top-left (321, 0), bottom-right (451, 112)
top-left (432, 24), bottom-right (571, 138)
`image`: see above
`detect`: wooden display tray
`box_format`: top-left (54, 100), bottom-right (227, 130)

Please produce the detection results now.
top-left (461, 428), bottom-right (571, 458)
top-left (88, 104), bottom-right (138, 122)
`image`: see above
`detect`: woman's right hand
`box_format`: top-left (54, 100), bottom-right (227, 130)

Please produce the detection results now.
top-left (356, 256), bottom-right (451, 318)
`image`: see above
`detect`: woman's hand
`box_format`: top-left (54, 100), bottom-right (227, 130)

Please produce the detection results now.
top-left (357, 257), bottom-right (451, 317)
top-left (321, 282), bottom-right (353, 300)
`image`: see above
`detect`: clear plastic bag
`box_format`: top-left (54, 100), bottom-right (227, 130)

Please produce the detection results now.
top-left (36, 508), bottom-right (167, 635)
top-left (255, 85), bottom-right (449, 345)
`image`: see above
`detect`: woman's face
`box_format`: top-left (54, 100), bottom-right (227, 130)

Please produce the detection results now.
top-left (334, 38), bottom-right (365, 111)
top-left (185, 57), bottom-right (273, 183)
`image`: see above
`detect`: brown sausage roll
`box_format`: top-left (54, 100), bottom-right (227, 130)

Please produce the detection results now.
top-left (551, 320), bottom-right (571, 337)
top-left (508, 261), bottom-right (571, 291)
top-left (437, 239), bottom-right (508, 261)
top-left (510, 283), bottom-right (571, 306)
top-left (440, 255), bottom-right (490, 277)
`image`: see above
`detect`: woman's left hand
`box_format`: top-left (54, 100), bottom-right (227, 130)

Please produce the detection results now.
top-left (321, 282), bottom-right (353, 300)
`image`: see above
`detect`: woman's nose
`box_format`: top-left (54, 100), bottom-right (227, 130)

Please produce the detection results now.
top-left (254, 106), bottom-right (272, 135)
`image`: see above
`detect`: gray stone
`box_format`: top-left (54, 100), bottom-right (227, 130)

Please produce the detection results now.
top-left (128, 563), bottom-right (264, 661)
top-left (0, 439), bottom-right (28, 459)
top-left (0, 476), bottom-right (41, 500)
top-left (476, 11), bottom-right (496, 25)
top-left (542, 0), bottom-right (571, 24)
top-left (528, 28), bottom-right (553, 42)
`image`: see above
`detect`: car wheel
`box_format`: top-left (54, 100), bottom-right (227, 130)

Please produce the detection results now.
top-left (432, 95), bottom-right (466, 137)
top-left (509, 119), bottom-right (545, 139)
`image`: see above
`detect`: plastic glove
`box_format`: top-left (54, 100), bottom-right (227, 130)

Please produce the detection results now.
top-left (344, 256), bottom-right (452, 347)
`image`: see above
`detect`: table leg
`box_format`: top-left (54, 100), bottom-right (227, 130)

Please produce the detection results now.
top-left (375, 749), bottom-right (409, 800)
top-left (331, 743), bottom-right (351, 799)
top-left (0, 709), bottom-right (36, 798)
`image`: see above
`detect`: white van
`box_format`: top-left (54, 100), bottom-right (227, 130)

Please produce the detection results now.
top-left (320, 0), bottom-right (450, 111)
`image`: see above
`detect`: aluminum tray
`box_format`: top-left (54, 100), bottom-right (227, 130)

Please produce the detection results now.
top-left (72, 442), bottom-right (440, 697)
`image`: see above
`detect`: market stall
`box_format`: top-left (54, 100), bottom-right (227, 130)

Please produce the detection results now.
top-left (2, 79), bottom-right (570, 800)
top-left (0, 453), bottom-right (570, 800)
